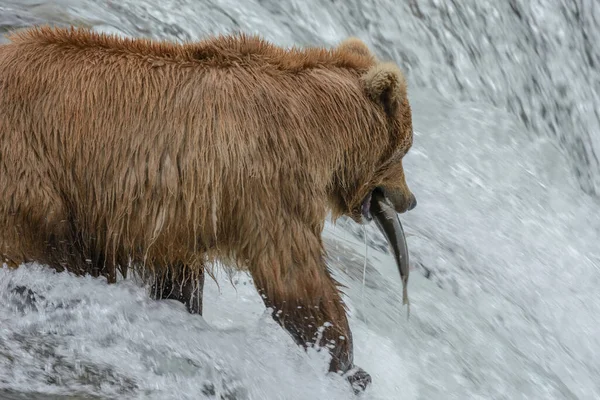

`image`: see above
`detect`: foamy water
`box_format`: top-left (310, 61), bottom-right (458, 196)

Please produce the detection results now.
top-left (1, 1), bottom-right (599, 399)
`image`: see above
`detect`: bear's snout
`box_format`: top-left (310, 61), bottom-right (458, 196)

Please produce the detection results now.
top-left (408, 193), bottom-right (417, 210)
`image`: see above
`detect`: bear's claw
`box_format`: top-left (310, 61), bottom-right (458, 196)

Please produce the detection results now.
top-left (346, 366), bottom-right (372, 394)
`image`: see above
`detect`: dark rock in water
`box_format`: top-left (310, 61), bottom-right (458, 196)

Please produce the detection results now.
top-left (11, 285), bottom-right (37, 300)
top-left (201, 381), bottom-right (246, 400)
top-left (0, 390), bottom-right (102, 400)
top-left (8, 285), bottom-right (43, 313)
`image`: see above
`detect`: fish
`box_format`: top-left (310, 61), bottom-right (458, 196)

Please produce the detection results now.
top-left (367, 189), bottom-right (411, 317)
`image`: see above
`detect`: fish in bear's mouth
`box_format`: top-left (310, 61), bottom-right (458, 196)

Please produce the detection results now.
top-left (360, 188), bottom-right (411, 313)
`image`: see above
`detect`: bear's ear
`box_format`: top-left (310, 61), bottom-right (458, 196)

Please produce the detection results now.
top-left (337, 37), bottom-right (374, 58)
top-left (361, 62), bottom-right (407, 114)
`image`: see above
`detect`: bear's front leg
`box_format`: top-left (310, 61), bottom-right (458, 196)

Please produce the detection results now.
top-left (246, 223), bottom-right (371, 392)
top-left (151, 263), bottom-right (205, 315)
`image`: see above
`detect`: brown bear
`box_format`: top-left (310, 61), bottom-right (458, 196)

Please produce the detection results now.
top-left (0, 26), bottom-right (416, 392)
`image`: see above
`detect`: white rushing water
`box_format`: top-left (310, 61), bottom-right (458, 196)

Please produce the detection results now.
top-left (1, 1), bottom-right (599, 399)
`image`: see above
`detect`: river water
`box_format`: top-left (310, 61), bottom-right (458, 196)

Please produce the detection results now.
top-left (1, 1), bottom-right (599, 399)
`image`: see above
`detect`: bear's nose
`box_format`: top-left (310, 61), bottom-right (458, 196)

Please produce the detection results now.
top-left (408, 194), bottom-right (417, 210)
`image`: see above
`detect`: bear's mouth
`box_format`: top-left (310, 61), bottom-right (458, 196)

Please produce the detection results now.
top-left (361, 188), bottom-right (411, 311)
top-left (361, 190), bottom-right (374, 221)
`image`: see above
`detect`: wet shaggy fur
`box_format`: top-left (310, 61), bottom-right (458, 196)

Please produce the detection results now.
top-left (0, 26), bottom-right (415, 380)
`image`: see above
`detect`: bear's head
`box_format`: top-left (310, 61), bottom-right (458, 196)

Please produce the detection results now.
top-left (335, 38), bottom-right (416, 224)
top-left (360, 61), bottom-right (416, 219)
